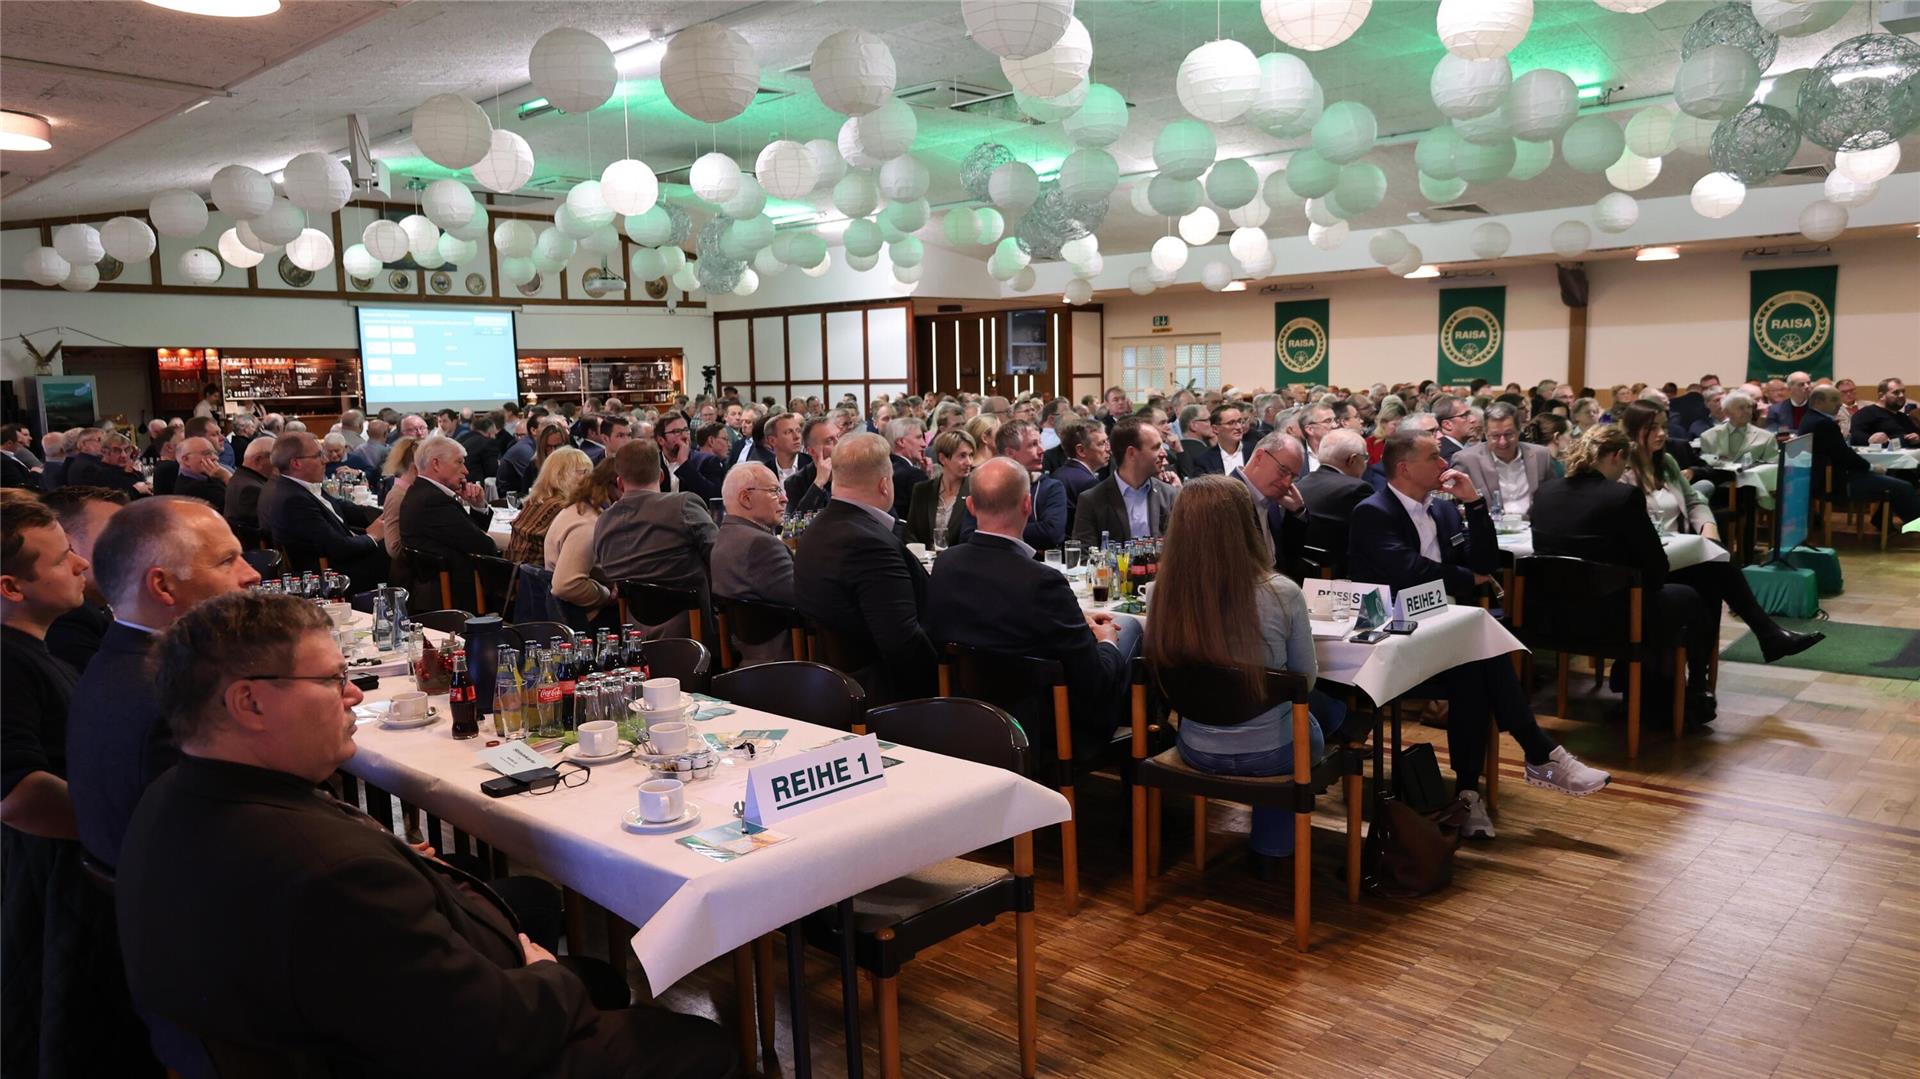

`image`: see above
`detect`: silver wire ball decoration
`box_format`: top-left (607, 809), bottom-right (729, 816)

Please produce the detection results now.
top-left (1796, 33), bottom-right (1920, 152)
top-left (694, 218), bottom-right (745, 293)
top-left (1709, 104), bottom-right (1802, 183)
top-left (961, 143), bottom-right (1016, 202)
top-left (1682, 3), bottom-right (1779, 71)
top-left (664, 203), bottom-right (694, 246)
top-left (1013, 181), bottom-right (1109, 261)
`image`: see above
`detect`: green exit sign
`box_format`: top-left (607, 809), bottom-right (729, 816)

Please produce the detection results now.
top-left (1151, 315), bottom-right (1169, 328)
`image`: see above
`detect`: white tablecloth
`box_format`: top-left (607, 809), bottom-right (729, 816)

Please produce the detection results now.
top-left (342, 660), bottom-right (1070, 992)
top-left (487, 509), bottom-right (516, 551)
top-left (1496, 528), bottom-right (1729, 570)
top-left (1860, 447), bottom-right (1920, 472)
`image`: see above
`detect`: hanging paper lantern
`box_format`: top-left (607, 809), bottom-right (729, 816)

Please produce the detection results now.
top-left (1016, 79), bottom-right (1088, 123)
top-left (1561, 115), bottom-right (1626, 173)
top-left (1674, 44), bottom-right (1760, 120)
top-left (671, 264), bottom-right (701, 293)
top-left (1797, 33), bottom-right (1920, 152)
top-left (423, 179), bottom-right (476, 230)
top-left (717, 174), bottom-right (764, 221)
top-left (1436, 0), bottom-right (1534, 61)
top-left (811, 29), bottom-right (895, 116)
top-left (1178, 38), bottom-right (1261, 123)
top-left (881, 198), bottom-right (929, 234)
top-left (1763, 68), bottom-right (1810, 112)
top-left (438, 233), bottom-right (478, 265)
top-left (1453, 106), bottom-right (1511, 146)
top-left (1469, 221), bottom-right (1510, 259)
top-left (493, 220), bottom-right (535, 259)
top-left (472, 129), bottom-right (535, 193)
top-left (804, 139), bottom-right (847, 192)
top-left (1198, 260), bottom-right (1232, 292)
top-left (1154, 119), bottom-right (1216, 180)
top-left (722, 217), bottom-right (772, 260)
top-left (53, 224), bottom-right (104, 267)
top-left (1205, 158), bottom-right (1259, 209)
top-left (217, 227), bottom-right (264, 269)
top-left (1690, 172), bottom-right (1746, 217)
top-left (1248, 52), bottom-right (1324, 138)
top-left (1063, 233), bottom-right (1099, 266)
top-left (1306, 195), bottom-right (1347, 227)
top-left (99, 216), bottom-right (156, 263)
top-left (878, 154), bottom-right (931, 202)
top-left (398, 214), bottom-right (440, 262)
top-left (1593, 192), bottom-right (1638, 233)
top-left (235, 220), bottom-right (280, 255)
top-left (528, 28), bottom-right (616, 115)
top-left (1431, 54), bottom-right (1512, 120)
top-left (450, 202), bottom-right (488, 244)
top-left (1823, 170), bottom-right (1877, 207)
top-left (410, 94), bottom-right (492, 171)
top-left (1799, 199), bottom-right (1847, 241)
top-left (727, 266), bottom-right (759, 297)
top-left (838, 117), bottom-right (880, 170)
top-left (1230, 194), bottom-right (1271, 228)
top-left (1710, 104), bottom-right (1801, 183)
top-left (363, 219), bottom-right (408, 262)
top-left (1596, 0), bottom-right (1665, 11)
top-left (1064, 83), bottom-right (1129, 147)
top-left (1145, 236), bottom-right (1185, 274)
top-left (690, 153), bottom-right (743, 204)
top-left (1241, 245), bottom-right (1277, 279)
top-left (178, 247), bottom-right (222, 285)
top-left (1455, 138), bottom-right (1516, 183)
top-left (1000, 16), bottom-right (1091, 99)
top-left (281, 151), bottom-right (353, 214)
top-left (1387, 247), bottom-right (1423, 276)
top-left (941, 208), bottom-right (982, 247)
top-left (846, 251), bottom-right (881, 273)
top-left (1606, 150), bottom-right (1661, 191)
top-left (1670, 110), bottom-right (1720, 154)
top-left (579, 223), bottom-right (621, 258)
top-left (628, 247), bottom-right (669, 282)
top-left (1059, 148), bottom-right (1119, 205)
top-left (287, 228), bottom-right (335, 271)
top-left (1415, 126), bottom-right (1464, 180)
top-left (1369, 228), bottom-right (1410, 266)
top-left (1263, 170), bottom-right (1305, 215)
top-left (1063, 277), bottom-right (1093, 304)
top-left (1147, 175), bottom-right (1203, 217)
top-left (565, 180), bottom-right (615, 229)
top-left (855, 99), bottom-right (917, 162)
top-left (532, 228), bottom-right (576, 271)
top-left (1127, 266), bottom-right (1156, 295)
top-left (1178, 206), bottom-right (1220, 245)
top-left (1261, 0), bottom-right (1372, 51)
top-left (148, 189), bottom-right (207, 238)
top-left (962, 0), bottom-right (1074, 59)
top-left (1284, 149), bottom-right (1339, 199)
top-left (1624, 105), bottom-right (1677, 157)
top-left (885, 235), bottom-right (923, 268)
top-left (22, 247), bottom-right (70, 287)
top-left (1549, 220), bottom-right (1592, 257)
top-left (833, 170), bottom-right (880, 218)
top-left (251, 198), bottom-right (306, 245)
top-left (59, 263), bottom-right (99, 292)
top-left (211, 164), bottom-right (274, 220)
top-left (599, 158), bottom-right (659, 216)
top-left (1332, 162), bottom-right (1387, 213)
top-left (974, 207), bottom-right (1006, 244)
top-left (1307, 220), bottom-right (1348, 250)
top-left (988, 161), bottom-right (1040, 212)
top-left (1311, 101), bottom-right (1377, 164)
top-left (1835, 143), bottom-right (1900, 184)
top-left (342, 243), bottom-right (381, 280)
top-left (660, 24), bottom-right (757, 123)
top-left (496, 256), bottom-right (533, 286)
top-left (1751, 0), bottom-right (1849, 37)
top-left (1223, 226), bottom-right (1265, 264)
top-left (843, 218), bottom-right (884, 258)
top-left (1508, 137), bottom-right (1554, 179)
top-left (1506, 69), bottom-right (1578, 140)
top-left (751, 140), bottom-right (814, 201)
top-left (1682, 3), bottom-right (1779, 70)
top-left (1419, 173), bottom-right (1469, 201)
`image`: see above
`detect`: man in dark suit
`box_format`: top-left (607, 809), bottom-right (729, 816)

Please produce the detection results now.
top-left (171, 436), bottom-right (229, 509)
top-left (668, 421), bottom-right (729, 504)
top-left (1051, 421), bottom-right (1108, 514)
top-left (398, 435), bottom-right (498, 608)
top-left (116, 592), bottom-right (735, 1079)
top-left (1072, 416), bottom-right (1175, 546)
top-left (1295, 429), bottom-right (1372, 570)
top-left (1175, 404), bottom-right (1213, 479)
top-left (783, 417), bottom-right (840, 516)
top-left (1849, 378), bottom-right (1920, 448)
top-left (887, 417), bottom-right (928, 520)
top-left (495, 428), bottom-right (539, 496)
top-left (929, 458), bottom-right (1134, 755)
top-left (40, 486), bottom-right (127, 673)
top-left (793, 432), bottom-right (935, 705)
top-left (747, 412), bottom-right (810, 480)
top-left (1187, 403), bottom-right (1252, 477)
top-left (1432, 395), bottom-right (1474, 462)
top-left (1099, 386), bottom-right (1130, 433)
top-left (0, 424), bottom-right (38, 489)
top-left (264, 432), bottom-right (390, 590)
top-left (946, 420), bottom-right (1068, 552)
top-left (224, 435), bottom-right (276, 537)
top-left (1348, 429), bottom-right (1610, 834)
top-left (68, 432), bottom-right (149, 498)
top-left (457, 414), bottom-right (504, 486)
top-left (1765, 371), bottom-right (1814, 431)
top-left (1799, 385), bottom-right (1920, 528)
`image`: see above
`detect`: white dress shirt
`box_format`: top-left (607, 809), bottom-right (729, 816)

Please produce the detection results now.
top-left (1390, 484), bottom-right (1442, 563)
top-left (1492, 451), bottom-right (1531, 516)
top-left (1219, 443), bottom-right (1245, 475)
top-left (292, 475), bottom-right (344, 524)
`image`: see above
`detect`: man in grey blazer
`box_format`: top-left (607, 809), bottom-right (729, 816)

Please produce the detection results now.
top-left (1071, 416), bottom-right (1177, 545)
top-left (710, 462), bottom-right (796, 665)
top-left (1447, 402), bottom-right (1554, 518)
top-left (590, 440), bottom-right (717, 638)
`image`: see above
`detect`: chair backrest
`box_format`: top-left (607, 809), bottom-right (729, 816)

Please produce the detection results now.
top-left (77, 851), bottom-right (116, 896)
top-left (866, 698), bottom-right (1029, 774)
top-left (413, 608), bottom-right (476, 636)
top-left (512, 563), bottom-right (566, 623)
top-left (504, 621), bottom-right (576, 652)
top-left (715, 597), bottom-right (805, 666)
top-left (806, 619), bottom-right (872, 674)
top-left (403, 546), bottom-right (456, 610)
top-left (241, 548), bottom-right (283, 578)
top-left (1147, 659), bottom-right (1306, 728)
top-left (1513, 554), bottom-right (1642, 648)
top-left (711, 661), bottom-right (866, 732)
top-left (943, 642), bottom-right (1064, 732)
top-left (473, 554), bottom-right (517, 619)
top-left (617, 579), bottom-right (707, 643)
top-left (641, 637), bottom-right (712, 693)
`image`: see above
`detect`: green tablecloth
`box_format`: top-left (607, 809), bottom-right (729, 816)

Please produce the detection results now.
top-left (1742, 564), bottom-right (1820, 619)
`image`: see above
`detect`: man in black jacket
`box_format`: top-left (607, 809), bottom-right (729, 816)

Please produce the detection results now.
top-left (946, 420), bottom-right (1069, 552)
top-left (1799, 386), bottom-right (1920, 529)
top-left (458, 413), bottom-right (505, 486)
top-left (886, 417), bottom-right (928, 520)
top-left (783, 416), bottom-right (840, 515)
top-left (223, 435), bottom-right (276, 538)
top-left (40, 486), bottom-right (127, 673)
top-left (665, 419), bottom-right (728, 504)
top-left (68, 432), bottom-right (149, 498)
top-left (398, 435), bottom-right (498, 607)
top-left (793, 433), bottom-right (935, 705)
top-left (1294, 429), bottom-right (1373, 572)
top-left (171, 436), bottom-right (229, 510)
top-left (1848, 378), bottom-right (1920, 448)
top-left (1051, 421), bottom-right (1108, 513)
top-left (264, 432), bottom-right (390, 590)
top-left (117, 592), bottom-right (735, 1079)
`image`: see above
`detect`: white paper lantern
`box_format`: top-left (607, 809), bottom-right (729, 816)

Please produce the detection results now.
top-left (251, 198), bottom-right (306, 245)
top-left (1205, 158), bottom-right (1259, 209)
top-left (529, 28), bottom-right (616, 115)
top-left (797, 140), bottom-right (843, 193)
top-left (442, 233), bottom-right (481, 266)
top-left (560, 181), bottom-right (610, 230)
top-left (1593, 192), bottom-right (1638, 233)
top-left (1059, 148), bottom-right (1119, 205)
top-left (973, 207), bottom-right (1006, 244)
top-left (1415, 126), bottom-right (1463, 180)
top-left (1469, 221), bottom-right (1510, 259)
top-left (1000, 16), bottom-right (1091, 99)
top-left (1561, 115), bottom-right (1626, 174)
top-left (617, 207), bottom-right (665, 247)
top-left (148, 189), bottom-right (207, 238)
top-left (1549, 220), bottom-right (1591, 257)
top-left (1198, 260), bottom-right (1232, 291)
top-left (1068, 251), bottom-right (1103, 278)
top-left (854, 100), bottom-right (916, 164)
top-left (1624, 106), bottom-right (1677, 157)
top-left (1333, 162), bottom-right (1387, 213)
top-left (580, 224), bottom-right (621, 259)
top-left (1606, 150), bottom-right (1661, 191)
top-left (846, 251), bottom-right (881, 273)
top-left (363, 220), bottom-right (408, 262)
top-left (1455, 138), bottom-right (1516, 183)
top-left (672, 265), bottom-right (700, 293)
top-left (1178, 38), bottom-right (1260, 123)
top-left (217, 227), bottom-right (265, 269)
top-left (1690, 171), bottom-right (1746, 217)
top-left (877, 154), bottom-right (930, 202)
top-left (489, 220), bottom-right (532, 259)
top-left (1822, 170), bottom-right (1876, 208)
top-left (881, 198), bottom-right (928, 235)
top-left (811, 29), bottom-right (896, 117)
top-left (1431, 54), bottom-right (1512, 120)
top-left (1130, 180), bottom-right (1158, 216)
top-left (1261, 0), bottom-right (1372, 51)
top-left (1835, 144), bottom-right (1899, 184)
top-left (1420, 173), bottom-right (1470, 201)
top-left (423, 179), bottom-right (476, 231)
top-left (499, 256), bottom-right (536, 286)
top-left (1595, 0), bottom-right (1665, 10)
top-left (1306, 195), bottom-right (1344, 227)
top-left (837, 117), bottom-right (881, 170)
top-left (723, 217), bottom-right (774, 260)
top-left (207, 165), bottom-right (270, 221)
top-left (286, 228), bottom-right (335, 271)
top-left (532, 228), bottom-right (576, 271)
top-left (1060, 235), bottom-right (1098, 265)
top-left (1437, 0), bottom-right (1533, 60)
top-left (1368, 229), bottom-right (1409, 266)
top-left (410, 94), bottom-right (492, 172)
top-left (1064, 83), bottom-right (1129, 147)
top-left (628, 247), bottom-right (668, 282)
top-left (721, 175), bottom-right (767, 221)
top-left (178, 248), bottom-right (222, 285)
top-left (59, 263), bottom-right (99, 292)
top-left (963, 0), bottom-right (1074, 59)
top-left (1307, 219), bottom-right (1348, 250)
top-left (234, 220), bottom-right (281, 256)
top-left (1799, 200), bottom-right (1847, 242)
top-left (659, 247), bottom-right (687, 275)
top-left (1177, 206), bottom-right (1220, 246)
top-left (398, 214), bottom-right (440, 262)
top-left (1508, 137), bottom-right (1554, 180)
top-left (1154, 119), bottom-right (1217, 180)
top-left (1453, 106), bottom-right (1511, 147)
top-left (553, 202), bottom-right (592, 240)
top-left (454, 203), bottom-right (487, 247)
top-left (95, 217), bottom-right (153, 264)
top-left (1285, 149), bottom-right (1340, 198)
top-left (466, 131), bottom-right (533, 195)
top-left (53, 224), bottom-right (104, 267)
top-left (941, 208), bottom-right (982, 247)
top-left (280, 151), bottom-right (352, 214)
top-left (661, 23), bottom-right (757, 124)
top-left (1220, 226), bottom-right (1264, 265)
top-left (1150, 235), bottom-right (1189, 273)
top-left (1016, 79), bottom-right (1087, 122)
top-left (1750, 0), bottom-right (1849, 37)
top-left (834, 171), bottom-right (881, 218)
top-left (1387, 247), bottom-right (1423, 276)
top-left (885, 235), bottom-right (922, 269)
top-left (754, 140), bottom-right (818, 201)
top-left (799, 251), bottom-right (833, 279)
top-left (1062, 277), bottom-right (1092, 304)
top-left (25, 246), bottom-right (72, 286)
top-left (1506, 69), bottom-right (1578, 140)
top-left (342, 244), bottom-right (380, 280)
top-left (726, 266), bottom-right (759, 297)
top-left (1674, 45), bottom-right (1759, 120)
top-left (1127, 266), bottom-right (1156, 295)
top-left (598, 158), bottom-right (659, 217)
top-left (1230, 196), bottom-right (1272, 228)
top-left (988, 161), bottom-right (1040, 212)
top-left (690, 153), bottom-right (743, 205)
top-left (1311, 101), bottom-right (1377, 164)
top-left (1148, 175), bottom-right (1203, 217)
top-left (1249, 55), bottom-right (1324, 141)
top-left (1668, 111), bottom-right (1718, 155)
top-left (1241, 246), bottom-right (1277, 279)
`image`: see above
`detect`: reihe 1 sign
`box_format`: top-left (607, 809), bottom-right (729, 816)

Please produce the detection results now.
top-left (742, 733), bottom-right (887, 827)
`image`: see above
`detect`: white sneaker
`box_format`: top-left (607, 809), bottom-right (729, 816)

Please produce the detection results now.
top-left (1460, 790), bottom-right (1495, 840)
top-left (1525, 746), bottom-right (1610, 796)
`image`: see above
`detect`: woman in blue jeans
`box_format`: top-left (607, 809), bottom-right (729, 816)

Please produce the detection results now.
top-left (1143, 476), bottom-right (1341, 861)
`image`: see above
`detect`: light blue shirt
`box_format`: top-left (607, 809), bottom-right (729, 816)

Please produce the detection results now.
top-left (1116, 474), bottom-right (1150, 540)
top-left (832, 494), bottom-right (896, 532)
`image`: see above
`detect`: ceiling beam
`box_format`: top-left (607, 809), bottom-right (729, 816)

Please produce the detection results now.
top-left (0, 56), bottom-right (234, 98)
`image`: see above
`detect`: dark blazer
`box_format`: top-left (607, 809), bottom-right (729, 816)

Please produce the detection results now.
top-left (675, 450), bottom-right (728, 504)
top-left (37, 456), bottom-right (69, 491)
top-left (928, 532), bottom-right (1128, 750)
top-left (1849, 403), bottom-right (1920, 446)
top-left (1177, 438), bottom-right (1211, 478)
top-left (1188, 440), bottom-right (1251, 478)
top-left (1, 452), bottom-right (33, 489)
top-left (1362, 461), bottom-right (1388, 492)
top-left (224, 465), bottom-right (271, 531)
top-left (793, 498), bottom-right (935, 705)
top-left (581, 440), bottom-right (607, 465)
top-left (66, 453), bottom-right (143, 496)
top-left (152, 459), bottom-right (179, 496)
top-left (1070, 473), bottom-right (1174, 546)
top-left (457, 430), bottom-right (502, 486)
top-left (890, 454), bottom-right (924, 519)
top-left (904, 476), bottom-right (958, 549)
top-left (784, 464), bottom-right (833, 516)
top-left (1529, 472), bottom-right (1670, 592)
top-left (117, 756), bottom-right (618, 1079)
top-left (1438, 434), bottom-right (1468, 463)
top-left (66, 622), bottom-right (173, 871)
top-left (397, 478), bottom-right (496, 607)
top-left (947, 472), bottom-right (1069, 553)
top-left (1795, 409), bottom-right (1868, 493)
top-left (265, 475), bottom-right (388, 587)
top-left (1347, 486), bottom-right (1496, 600)
top-left (1295, 467), bottom-right (1373, 564)
top-left (1051, 459), bottom-right (1103, 508)
top-left (1766, 399), bottom-right (1810, 432)
top-left (496, 437), bottom-right (536, 495)
top-left (172, 469), bottom-right (227, 510)
top-left (45, 601), bottom-right (111, 674)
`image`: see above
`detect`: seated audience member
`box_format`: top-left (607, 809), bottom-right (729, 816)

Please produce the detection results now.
top-left (1297, 403), bottom-right (1335, 471)
top-left (171, 436), bottom-right (228, 509)
top-left (928, 457), bottom-right (1135, 755)
top-left (747, 412), bottom-right (810, 484)
top-left (1099, 386), bottom-right (1130, 432)
top-left (68, 497), bottom-right (260, 871)
top-left (1072, 416), bottom-right (1176, 545)
top-left (1697, 391), bottom-right (1778, 466)
top-left (794, 433), bottom-right (935, 705)
top-left (71, 432), bottom-right (150, 497)
top-left (494, 421), bottom-right (538, 497)
top-left (318, 432), bottom-right (352, 479)
top-left (115, 592), bottom-right (736, 1078)
top-left (1432, 395), bottom-right (1475, 461)
top-left (906, 429), bottom-right (976, 548)
top-left (397, 436), bottom-right (496, 605)
top-left (1230, 431), bottom-right (1315, 570)
top-left (711, 463), bottom-right (796, 664)
top-left (1144, 475), bottom-right (1345, 863)
top-left (1569, 396), bottom-right (1600, 435)
top-left (224, 434), bottom-right (277, 538)
top-left (376, 436), bottom-right (421, 560)
top-left (1765, 370), bottom-right (1814, 431)
top-left (1449, 402), bottom-right (1554, 518)
top-left (887, 417), bottom-right (928, 519)
top-left (1294, 429), bottom-right (1372, 558)
top-left (1053, 421), bottom-right (1109, 512)
top-left (651, 413), bottom-right (699, 498)
top-left (1530, 426), bottom-right (1715, 725)
top-left (36, 431), bottom-right (69, 491)
top-left (1798, 386), bottom-right (1920, 531)
top-left (590, 440), bottom-right (717, 637)
top-left (1176, 403), bottom-right (1214, 475)
top-left (265, 432), bottom-right (389, 590)
top-left (945, 420), bottom-right (1068, 552)
top-left (1522, 413), bottom-right (1572, 472)
top-left (41, 487), bottom-right (127, 672)
top-left (453, 413), bottom-right (501, 484)
top-left (1, 424), bottom-right (40, 488)
top-left (1849, 378), bottom-right (1919, 448)
top-left (1189, 403), bottom-right (1252, 476)
top-left (784, 417), bottom-right (841, 515)
top-left (545, 459), bottom-right (621, 622)
top-left (347, 418), bottom-right (391, 475)
top-left (507, 447), bottom-right (591, 566)
top-left (1348, 429), bottom-right (1610, 834)
top-left (62, 428), bottom-right (107, 490)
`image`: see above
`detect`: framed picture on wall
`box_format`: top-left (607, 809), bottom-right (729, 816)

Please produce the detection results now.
top-left (33, 375), bottom-right (99, 433)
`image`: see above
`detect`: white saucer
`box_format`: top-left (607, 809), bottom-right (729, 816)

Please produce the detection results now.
top-left (630, 700), bottom-right (694, 724)
top-left (564, 741), bottom-right (635, 766)
top-left (357, 700), bottom-right (440, 729)
top-left (621, 804), bottom-right (701, 834)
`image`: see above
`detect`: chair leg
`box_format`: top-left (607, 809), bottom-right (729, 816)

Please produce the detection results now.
top-left (1672, 647), bottom-right (1688, 740)
top-left (1555, 652), bottom-right (1570, 718)
top-left (754, 935), bottom-right (778, 1070)
top-left (1131, 782), bottom-right (1148, 915)
top-left (1627, 660), bottom-right (1642, 760)
top-left (1484, 715), bottom-right (1500, 813)
top-left (1014, 832), bottom-right (1037, 1079)
top-left (563, 887), bottom-right (587, 957)
top-left (1293, 809), bottom-right (1311, 952)
top-left (1193, 796), bottom-right (1207, 872)
top-left (1344, 768), bottom-right (1363, 904)
top-left (1591, 654), bottom-right (1603, 688)
top-left (872, 969), bottom-right (901, 1079)
top-left (1146, 788), bottom-right (1163, 877)
top-left (1057, 786), bottom-right (1079, 914)
top-left (604, 909), bottom-right (630, 981)
top-left (733, 945), bottom-right (758, 1072)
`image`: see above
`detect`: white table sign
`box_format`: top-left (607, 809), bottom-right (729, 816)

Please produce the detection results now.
top-left (1395, 579), bottom-right (1449, 622)
top-left (743, 733), bottom-right (887, 827)
top-left (1302, 578), bottom-right (1392, 638)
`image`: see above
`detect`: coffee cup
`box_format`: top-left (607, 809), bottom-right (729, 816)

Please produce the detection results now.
top-left (578, 720), bottom-right (619, 756)
top-left (638, 778), bottom-right (686, 823)
top-left (389, 691), bottom-right (429, 721)
top-left (649, 721), bottom-right (692, 755)
top-left (642, 677), bottom-right (682, 713)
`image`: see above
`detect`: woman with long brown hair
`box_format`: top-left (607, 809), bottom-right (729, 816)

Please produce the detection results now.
top-left (544, 457), bottom-right (621, 618)
top-left (375, 436), bottom-right (419, 559)
top-left (530, 421), bottom-right (572, 479)
top-left (1142, 475), bottom-right (1329, 863)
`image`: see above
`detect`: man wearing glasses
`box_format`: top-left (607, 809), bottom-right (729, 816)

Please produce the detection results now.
top-left (116, 592), bottom-right (736, 1078)
top-left (1190, 404), bottom-right (1251, 476)
top-left (1229, 431), bottom-right (1314, 570)
top-left (711, 463), bottom-right (797, 665)
top-left (1447, 402), bottom-right (1553, 520)
top-left (262, 432), bottom-right (389, 593)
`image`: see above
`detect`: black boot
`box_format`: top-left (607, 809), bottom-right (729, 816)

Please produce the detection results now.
top-left (1758, 627), bottom-right (1824, 662)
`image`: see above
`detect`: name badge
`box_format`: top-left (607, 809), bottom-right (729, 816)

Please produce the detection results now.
top-left (742, 733), bottom-right (887, 827)
top-left (1395, 579), bottom-right (1449, 621)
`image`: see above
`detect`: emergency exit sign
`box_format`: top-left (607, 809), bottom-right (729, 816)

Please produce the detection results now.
top-left (1151, 315), bottom-right (1169, 327)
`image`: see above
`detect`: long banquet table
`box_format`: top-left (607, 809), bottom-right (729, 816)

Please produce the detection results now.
top-left (1494, 527), bottom-right (1730, 569)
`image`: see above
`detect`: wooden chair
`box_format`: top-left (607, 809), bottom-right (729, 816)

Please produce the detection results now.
top-left (639, 637), bottom-right (711, 694)
top-left (504, 620), bottom-right (577, 652)
top-left (713, 597), bottom-right (807, 669)
top-left (473, 553), bottom-right (518, 617)
top-left (1130, 660), bottom-right (1359, 951)
top-left (616, 579), bottom-right (707, 644)
top-left (403, 546), bottom-right (456, 611)
top-left (806, 697), bottom-right (1039, 1079)
top-left (411, 609), bottom-right (475, 636)
top-left (1818, 464), bottom-right (1894, 551)
top-left (711, 661), bottom-right (866, 733)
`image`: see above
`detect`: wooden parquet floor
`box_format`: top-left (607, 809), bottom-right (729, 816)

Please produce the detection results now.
top-left (657, 546), bottom-right (1920, 1079)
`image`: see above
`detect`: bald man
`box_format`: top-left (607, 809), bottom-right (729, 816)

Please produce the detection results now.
top-left (224, 435), bottom-right (277, 535)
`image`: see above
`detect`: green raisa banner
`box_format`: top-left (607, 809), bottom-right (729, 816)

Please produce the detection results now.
top-left (1748, 265), bottom-right (1837, 383)
top-left (1273, 299), bottom-right (1330, 386)
top-left (1437, 286), bottom-right (1505, 386)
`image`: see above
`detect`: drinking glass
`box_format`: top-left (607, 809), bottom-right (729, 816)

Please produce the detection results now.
top-left (1064, 541), bottom-right (1084, 569)
top-left (505, 493), bottom-right (522, 512)
top-left (1044, 549), bottom-right (1064, 567)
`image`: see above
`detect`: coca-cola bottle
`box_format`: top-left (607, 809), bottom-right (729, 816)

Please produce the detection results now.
top-left (533, 649), bottom-right (562, 738)
top-left (555, 643), bottom-right (578, 729)
top-left (597, 630), bottom-right (621, 673)
top-left (448, 648), bottom-right (479, 739)
top-left (623, 627), bottom-right (648, 677)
